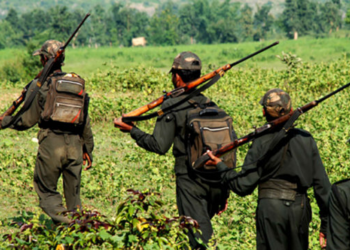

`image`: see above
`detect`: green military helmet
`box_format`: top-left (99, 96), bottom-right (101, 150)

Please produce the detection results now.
top-left (259, 88), bottom-right (292, 118)
top-left (169, 51), bottom-right (202, 72)
top-left (33, 40), bottom-right (64, 63)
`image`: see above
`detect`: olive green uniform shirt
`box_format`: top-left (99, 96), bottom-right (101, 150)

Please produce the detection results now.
top-left (217, 128), bottom-right (330, 234)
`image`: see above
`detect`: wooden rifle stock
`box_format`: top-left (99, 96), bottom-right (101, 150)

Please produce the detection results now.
top-left (122, 41), bottom-right (279, 120)
top-left (0, 14), bottom-right (90, 120)
top-left (194, 82), bottom-right (350, 169)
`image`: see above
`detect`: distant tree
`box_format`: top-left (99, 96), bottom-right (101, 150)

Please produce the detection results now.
top-left (321, 0), bottom-right (342, 33)
top-left (70, 9), bottom-right (90, 47)
top-left (3, 9), bottom-right (25, 46)
top-left (21, 9), bottom-right (51, 41)
top-left (48, 6), bottom-right (75, 42)
top-left (178, 2), bottom-right (201, 44)
top-left (90, 5), bottom-right (108, 48)
top-left (282, 0), bottom-right (316, 39)
top-left (209, 0), bottom-right (240, 43)
top-left (253, 3), bottom-right (274, 41)
top-left (178, 0), bottom-right (211, 44)
top-left (239, 4), bottom-right (254, 42)
top-left (110, 3), bottom-right (149, 47)
top-left (5, 9), bottom-right (21, 29)
top-left (0, 20), bottom-right (19, 47)
top-left (345, 8), bottom-right (350, 26)
top-left (148, 3), bottom-right (179, 45)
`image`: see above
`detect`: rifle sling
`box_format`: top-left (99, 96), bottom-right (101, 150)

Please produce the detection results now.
top-left (122, 74), bottom-right (221, 123)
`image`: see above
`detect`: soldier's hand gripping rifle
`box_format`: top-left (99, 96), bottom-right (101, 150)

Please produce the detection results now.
top-left (0, 13), bottom-right (90, 128)
top-left (120, 41), bottom-right (279, 123)
top-left (194, 81), bottom-right (350, 169)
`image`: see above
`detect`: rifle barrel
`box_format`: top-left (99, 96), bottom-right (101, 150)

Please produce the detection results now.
top-left (230, 41), bottom-right (279, 67)
top-left (317, 81), bottom-right (350, 104)
top-left (62, 14), bottom-right (90, 50)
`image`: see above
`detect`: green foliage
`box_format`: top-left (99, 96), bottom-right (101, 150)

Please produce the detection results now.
top-left (0, 0), bottom-right (345, 49)
top-left (148, 3), bottom-right (180, 46)
top-left (253, 4), bottom-right (274, 41)
top-left (87, 64), bottom-right (168, 93)
top-left (281, 0), bottom-right (342, 38)
top-left (276, 51), bottom-right (302, 72)
top-left (0, 41), bottom-right (41, 84)
top-left (1, 190), bottom-right (198, 249)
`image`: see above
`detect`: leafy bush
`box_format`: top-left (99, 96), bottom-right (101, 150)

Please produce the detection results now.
top-left (87, 64), bottom-right (169, 94)
top-left (0, 42), bottom-right (41, 85)
top-left (2, 190), bottom-right (199, 249)
top-left (276, 51), bottom-right (302, 72)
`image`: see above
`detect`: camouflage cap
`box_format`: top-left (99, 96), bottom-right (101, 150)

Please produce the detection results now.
top-left (32, 40), bottom-right (64, 58)
top-left (169, 51), bottom-right (202, 72)
top-left (259, 88), bottom-right (292, 118)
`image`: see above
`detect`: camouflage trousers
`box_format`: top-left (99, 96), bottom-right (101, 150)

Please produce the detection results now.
top-left (34, 129), bottom-right (83, 224)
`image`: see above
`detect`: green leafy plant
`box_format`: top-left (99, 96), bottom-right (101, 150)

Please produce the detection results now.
top-left (276, 51), bottom-right (302, 72)
top-left (2, 189), bottom-right (199, 249)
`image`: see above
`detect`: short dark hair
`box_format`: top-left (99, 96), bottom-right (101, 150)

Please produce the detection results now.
top-left (172, 69), bottom-right (201, 83)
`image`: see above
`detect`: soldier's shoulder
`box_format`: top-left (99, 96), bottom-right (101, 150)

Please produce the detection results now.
top-left (291, 128), bottom-right (312, 137)
top-left (162, 93), bottom-right (208, 109)
top-left (333, 179), bottom-right (350, 191)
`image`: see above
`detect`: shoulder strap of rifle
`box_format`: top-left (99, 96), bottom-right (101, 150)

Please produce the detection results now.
top-left (123, 74), bottom-right (221, 122)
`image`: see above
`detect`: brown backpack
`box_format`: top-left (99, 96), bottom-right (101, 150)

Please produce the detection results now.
top-left (186, 100), bottom-right (236, 171)
top-left (41, 73), bottom-right (86, 126)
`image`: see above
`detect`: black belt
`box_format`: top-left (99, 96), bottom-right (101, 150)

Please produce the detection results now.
top-left (258, 179), bottom-right (300, 201)
top-left (39, 121), bottom-right (81, 134)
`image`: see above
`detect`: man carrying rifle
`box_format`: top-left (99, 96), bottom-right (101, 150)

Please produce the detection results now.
top-left (114, 52), bottom-right (236, 249)
top-left (206, 89), bottom-right (330, 250)
top-left (0, 40), bottom-right (94, 224)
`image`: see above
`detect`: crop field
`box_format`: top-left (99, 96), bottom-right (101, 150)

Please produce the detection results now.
top-left (1, 39), bottom-right (350, 248)
top-left (1, 36), bottom-right (350, 78)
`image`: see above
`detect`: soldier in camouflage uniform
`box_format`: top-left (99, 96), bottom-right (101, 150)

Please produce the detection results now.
top-left (326, 179), bottom-right (350, 249)
top-left (0, 40), bottom-right (94, 224)
top-left (206, 89), bottom-right (330, 250)
top-left (114, 52), bottom-right (235, 249)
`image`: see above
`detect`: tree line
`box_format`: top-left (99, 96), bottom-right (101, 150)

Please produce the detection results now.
top-left (0, 0), bottom-right (345, 49)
